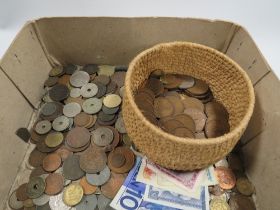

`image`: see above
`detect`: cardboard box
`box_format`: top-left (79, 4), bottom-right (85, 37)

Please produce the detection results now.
top-left (0, 17), bottom-right (278, 210)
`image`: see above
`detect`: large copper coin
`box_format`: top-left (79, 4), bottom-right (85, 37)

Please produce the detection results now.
top-left (236, 177), bottom-right (255, 196)
top-left (181, 96), bottom-right (205, 112)
top-left (187, 79), bottom-right (209, 95)
top-left (63, 155), bottom-right (85, 181)
top-left (184, 108), bottom-right (207, 132)
top-left (16, 183), bottom-right (29, 201)
top-left (205, 118), bottom-right (230, 138)
top-left (215, 166), bottom-right (236, 190)
top-left (49, 84), bottom-right (69, 102)
top-left (154, 97), bottom-right (174, 118)
top-left (79, 146), bottom-right (107, 173)
top-left (173, 114), bottom-right (196, 133)
top-left (229, 194), bottom-right (256, 210)
top-left (45, 173), bottom-right (64, 195)
top-left (66, 127), bottom-right (90, 148)
top-left (74, 112), bottom-right (91, 127)
top-left (161, 119), bottom-right (184, 133)
top-left (27, 177), bottom-right (46, 199)
top-left (79, 177), bottom-right (97, 195)
top-left (108, 147), bottom-right (135, 173)
top-left (103, 126), bottom-right (120, 152)
top-left (101, 173), bottom-right (126, 199)
top-left (55, 146), bottom-right (73, 162)
top-left (145, 78), bottom-right (164, 96)
top-left (165, 95), bottom-right (184, 115)
top-left (102, 105), bottom-right (119, 115)
top-left (42, 153), bottom-right (61, 172)
top-left (171, 127), bottom-right (194, 138)
top-left (28, 148), bottom-right (47, 168)
top-left (94, 75), bottom-right (110, 85)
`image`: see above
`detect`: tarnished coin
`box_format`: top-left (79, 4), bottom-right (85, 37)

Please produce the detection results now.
top-left (160, 74), bottom-right (182, 89)
top-left (145, 78), bottom-right (164, 96)
top-left (49, 84), bottom-right (69, 102)
top-left (74, 112), bottom-right (91, 127)
top-left (70, 88), bottom-right (81, 98)
top-left (181, 96), bottom-right (205, 112)
top-left (41, 102), bottom-right (57, 116)
top-left (42, 153), bottom-right (61, 172)
top-left (64, 64), bottom-right (77, 75)
top-left (94, 75), bottom-right (110, 85)
top-left (79, 177), bottom-right (97, 195)
top-left (108, 147), bottom-right (135, 173)
top-left (210, 198), bottom-right (230, 210)
top-left (52, 116), bottom-right (70, 132)
top-left (82, 64), bottom-right (99, 74)
top-left (76, 194), bottom-right (98, 210)
top-left (154, 97), bottom-right (174, 118)
top-left (187, 79), bottom-right (209, 95)
top-left (98, 65), bottom-right (115, 76)
top-left (171, 127), bottom-right (195, 138)
top-left (110, 153), bottom-right (126, 168)
top-left (63, 102), bottom-right (81, 118)
top-left (23, 198), bottom-right (34, 208)
top-left (8, 190), bottom-right (23, 209)
top-left (102, 105), bottom-right (119, 115)
top-left (173, 114), bottom-right (196, 133)
top-left (184, 108), bottom-right (207, 132)
top-left (16, 183), bottom-right (29, 201)
top-left (70, 71), bottom-right (90, 87)
top-left (86, 165), bottom-right (110, 186)
top-left (205, 118), bottom-right (230, 138)
top-left (101, 173), bottom-right (126, 199)
top-left (205, 101), bottom-right (229, 120)
top-left (215, 166), bottom-right (236, 190)
top-left (63, 155), bottom-right (85, 181)
top-left (106, 81), bottom-right (118, 94)
top-left (165, 95), bottom-right (185, 115)
top-left (178, 75), bottom-right (195, 89)
top-left (44, 76), bottom-right (58, 87)
top-left (27, 177), bottom-right (46, 199)
top-left (63, 184), bottom-right (84, 206)
top-left (92, 127), bottom-right (114, 146)
top-left (161, 119), bottom-right (184, 133)
top-left (33, 193), bottom-right (50, 206)
top-left (31, 129), bottom-right (46, 143)
top-left (236, 177), bottom-right (255, 196)
top-left (35, 120), bottom-right (52, 135)
top-left (55, 146), bottom-right (73, 162)
top-left (36, 202), bottom-right (51, 210)
top-left (29, 167), bottom-right (48, 180)
top-left (98, 111), bottom-right (115, 122)
top-left (66, 127), bottom-right (90, 148)
top-left (45, 173), bottom-right (64, 195)
top-left (95, 82), bottom-right (107, 98)
top-left (97, 194), bottom-right (114, 210)
top-left (111, 71), bottom-right (126, 87)
top-left (103, 94), bottom-right (122, 108)
top-left (81, 83), bottom-right (98, 98)
top-left (45, 132), bottom-right (64, 148)
top-left (49, 66), bottom-right (64, 77)
top-left (49, 192), bottom-right (71, 210)
top-left (36, 139), bottom-right (60, 153)
top-left (28, 149), bottom-right (47, 168)
top-left (82, 98), bottom-right (102, 114)
top-left (229, 194), bottom-right (256, 210)
top-left (103, 126), bottom-right (120, 152)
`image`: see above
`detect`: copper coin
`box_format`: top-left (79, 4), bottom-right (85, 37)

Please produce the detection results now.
top-left (229, 194), bottom-right (256, 210)
top-left (86, 115), bottom-right (97, 128)
top-left (29, 167), bottom-right (48, 179)
top-left (135, 96), bottom-right (154, 114)
top-left (135, 91), bottom-right (154, 104)
top-left (187, 79), bottom-right (209, 95)
top-left (44, 76), bottom-right (58, 87)
top-left (142, 111), bottom-right (159, 126)
top-left (184, 108), bottom-right (207, 132)
top-left (74, 112), bottom-right (91, 127)
top-left (173, 114), bottom-right (196, 133)
top-left (66, 127), bottom-right (90, 148)
top-left (171, 127), bottom-right (194, 138)
top-left (58, 75), bottom-right (71, 86)
top-left (103, 126), bottom-right (120, 152)
top-left (55, 146), bottom-right (73, 161)
top-left (108, 147), bottom-right (135, 173)
top-left (63, 155), bottom-right (85, 181)
top-left (205, 118), bottom-right (230, 138)
top-left (16, 183), bottom-right (29, 201)
top-left (215, 166), bottom-right (236, 190)
top-left (181, 96), bottom-right (205, 112)
top-left (160, 74), bottom-right (182, 88)
top-left (94, 75), bottom-right (110, 85)
top-left (154, 97), bottom-right (174, 118)
top-left (110, 153), bottom-right (126, 168)
top-left (205, 101), bottom-right (229, 120)
top-left (165, 95), bottom-right (184, 115)
top-left (42, 153), bottom-right (61, 172)
top-left (28, 149), bottom-right (47, 168)
top-left (111, 71), bottom-right (126, 87)
top-left (49, 84), bottom-right (69, 102)
top-left (92, 127), bottom-right (114, 147)
top-left (161, 119), bottom-right (184, 133)
top-left (236, 177), bottom-right (255, 196)
top-left (145, 78), bottom-right (164, 96)
top-left (79, 177), bottom-right (97, 195)
top-left (30, 129), bottom-right (46, 143)
top-left (45, 173), bottom-right (64, 195)
top-left (100, 173), bottom-right (126, 199)
top-left (65, 140), bottom-right (90, 153)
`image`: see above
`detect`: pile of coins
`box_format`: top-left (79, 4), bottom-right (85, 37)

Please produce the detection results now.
top-left (8, 64), bottom-right (135, 210)
top-left (210, 152), bottom-right (256, 210)
top-left (134, 70), bottom-right (230, 139)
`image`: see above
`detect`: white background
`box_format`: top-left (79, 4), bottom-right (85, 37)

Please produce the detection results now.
top-left (0, 0), bottom-right (279, 78)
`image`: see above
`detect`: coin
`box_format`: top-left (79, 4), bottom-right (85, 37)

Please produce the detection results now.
top-left (64, 64), bottom-right (77, 75)
top-left (66, 127), bottom-right (90, 148)
top-left (49, 192), bottom-right (71, 210)
top-left (70, 71), bottom-right (90, 87)
top-left (102, 105), bottom-right (119, 115)
top-left (205, 101), bottom-right (229, 120)
top-left (55, 146), bottom-right (73, 161)
top-left (63, 102), bottom-right (81, 118)
top-left (42, 153), bottom-right (61, 172)
top-left (236, 177), bottom-right (254, 196)
top-left (23, 198), bottom-right (34, 208)
top-left (45, 173), bottom-right (64, 195)
top-left (81, 83), bottom-right (98, 98)
top-left (49, 84), bottom-right (69, 102)
top-left (115, 116), bottom-right (126, 134)
top-left (108, 147), bottom-right (135, 173)
top-left (184, 108), bottom-right (207, 132)
top-left (92, 127), bottom-right (114, 146)
top-left (70, 88), bottom-right (81, 98)
top-left (86, 165), bottom-right (110, 186)
top-left (215, 158), bottom-right (229, 168)
top-left (63, 155), bottom-right (85, 181)
top-left (63, 184), bottom-right (84, 206)
top-left (44, 76), bottom-right (58, 87)
top-left (98, 65), bottom-right (115, 76)
top-left (8, 190), bottom-right (23, 209)
top-left (111, 71), bottom-right (126, 87)
top-left (29, 167), bottom-right (48, 180)
top-left (36, 140), bottom-right (60, 153)
top-left (172, 114), bottom-right (196, 133)
top-left (145, 78), bottom-right (164, 96)
top-left (154, 97), bottom-right (174, 118)
top-left (178, 75), bottom-right (195, 89)
top-left (76, 194), bottom-right (98, 210)
top-left (187, 79), bottom-right (209, 95)
top-left (95, 82), bottom-right (107, 98)
top-left (52, 116), bottom-right (70, 132)
top-left (210, 198), bottom-right (230, 210)
top-left (65, 140), bottom-right (90, 153)
top-left (165, 95), bottom-right (185, 115)
top-left (45, 132), bottom-right (64, 148)
top-left (101, 173), bottom-right (126, 199)
top-left (161, 119), bottom-right (184, 133)
top-left (82, 64), bottom-right (99, 74)
top-left (97, 194), bottom-right (114, 210)
top-left (160, 74), bottom-right (182, 88)
top-left (79, 177), bottom-right (97, 195)
top-left (106, 81), bottom-right (118, 94)
top-left (171, 127), bottom-right (195, 138)
top-left (30, 129), bottom-right (46, 143)
top-left (74, 112), bottom-right (91, 127)
top-left (33, 193), bottom-right (50, 206)
top-left (229, 194), bottom-right (256, 210)
top-left (181, 96), bottom-right (205, 112)
top-left (27, 177), bottom-right (46, 199)
top-left (215, 166), bottom-right (236, 190)
top-left (82, 98), bottom-right (102, 114)
top-left (122, 134), bottom-right (132, 147)
top-left (103, 94), bottom-right (122, 108)
top-left (103, 126), bottom-right (120, 152)
top-left (49, 66), bottom-right (64, 77)
top-left (205, 118), bottom-right (230, 138)
top-left (41, 102), bottom-right (64, 121)
top-left (110, 153), bottom-right (126, 168)
top-left (209, 185), bottom-right (225, 196)
top-left (41, 102), bottom-right (57, 116)
top-left (35, 120), bottom-right (52, 135)
top-left (94, 75), bottom-right (110, 85)
top-left (16, 183), bottom-right (29, 201)
top-left (58, 74), bottom-right (71, 86)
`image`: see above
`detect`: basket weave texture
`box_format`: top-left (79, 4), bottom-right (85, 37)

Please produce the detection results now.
top-left (123, 42), bottom-right (255, 170)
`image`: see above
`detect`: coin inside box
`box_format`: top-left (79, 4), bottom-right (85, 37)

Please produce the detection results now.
top-left (0, 17), bottom-right (279, 210)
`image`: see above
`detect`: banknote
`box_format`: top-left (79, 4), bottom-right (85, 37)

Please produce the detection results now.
top-left (201, 165), bottom-right (218, 186)
top-left (144, 185), bottom-right (209, 210)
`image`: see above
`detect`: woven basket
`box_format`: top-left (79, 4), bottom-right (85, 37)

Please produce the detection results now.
top-left (122, 42), bottom-right (255, 171)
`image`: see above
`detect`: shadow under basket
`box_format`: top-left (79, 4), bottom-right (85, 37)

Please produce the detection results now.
top-left (122, 41), bottom-right (255, 171)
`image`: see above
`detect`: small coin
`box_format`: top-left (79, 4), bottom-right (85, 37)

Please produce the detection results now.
top-left (101, 172), bottom-right (126, 199)
top-left (178, 76), bottom-right (195, 89)
top-left (215, 166), bottom-right (236, 190)
top-left (35, 120), bottom-right (52, 135)
top-left (98, 65), bottom-right (115, 76)
top-left (16, 183), bottom-right (29, 201)
top-left (66, 127), bottom-right (90, 148)
top-left (33, 193), bottom-right (50, 206)
top-left (187, 79), bottom-right (209, 95)
top-left (49, 66), bottom-right (64, 77)
top-left (154, 97), bottom-right (174, 118)
top-left (108, 147), bottom-right (135, 173)
top-left (115, 116), bottom-right (127, 134)
top-left (27, 177), bottom-right (46, 199)
top-left (42, 153), bottom-right (61, 172)
top-left (63, 102), bottom-right (82, 117)
top-left (82, 64), bottom-right (99, 74)
top-left (229, 194), bottom-right (256, 210)
top-left (236, 177), bottom-right (255, 196)
top-left (63, 155), bottom-right (85, 181)
top-left (111, 71), bottom-right (126, 87)
top-left (81, 83), bottom-right (98, 98)
top-left (82, 98), bottom-right (102, 114)
top-left (103, 94), bottom-right (122, 108)
top-left (63, 184), bottom-right (84, 206)
top-left (28, 149), bottom-right (47, 168)
top-left (86, 165), bottom-right (110, 186)
top-left (79, 177), bottom-right (97, 195)
top-left (45, 173), bottom-right (64, 195)
top-left (55, 146), bottom-right (73, 162)
top-left (52, 116), bottom-right (70, 132)
top-left (44, 76), bottom-right (58, 87)
top-left (94, 75), bottom-right (110, 85)
top-left (102, 105), bottom-right (119, 115)
top-left (41, 102), bottom-right (57, 116)
top-left (64, 64), bottom-right (77, 75)
top-left (45, 132), bottom-right (64, 148)
top-left (92, 127), bottom-right (114, 146)
top-left (70, 71), bottom-right (90, 87)
top-left (8, 190), bottom-right (23, 209)
top-left (95, 82), bottom-right (107, 98)
top-left (76, 194), bottom-right (98, 210)
top-left (49, 192), bottom-right (71, 210)
top-left (97, 194), bottom-right (114, 210)
top-left (210, 198), bottom-right (230, 210)
top-left (49, 84), bottom-right (70, 102)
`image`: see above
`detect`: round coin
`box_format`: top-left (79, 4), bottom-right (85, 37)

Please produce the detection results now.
top-left (52, 116), bottom-right (70, 132)
top-left (103, 94), bottom-right (122, 108)
top-left (42, 153), bottom-right (61, 172)
top-left (86, 165), bottom-right (110, 186)
top-left (205, 118), bottom-right (230, 138)
top-left (95, 82), bottom-right (107, 98)
top-left (115, 117), bottom-right (126, 134)
top-left (33, 193), bottom-right (50, 206)
top-left (97, 194), bottom-right (114, 210)
top-left (41, 102), bottom-right (57, 116)
top-left (181, 96), bottom-right (205, 112)
top-left (27, 177), bottom-right (46, 199)
top-left (101, 173), bottom-right (126, 199)
top-left (44, 76), bottom-right (58, 87)
top-left (215, 166), bottom-right (236, 190)
top-left (35, 120), bottom-right (52, 135)
top-left (187, 79), bottom-right (209, 95)
top-left (236, 177), bottom-right (255, 196)
top-left (63, 102), bottom-right (82, 117)
top-left (45, 173), bottom-right (64, 195)
top-left (178, 76), bottom-right (195, 89)
top-left (82, 64), bottom-right (99, 74)
top-left (172, 127), bottom-right (195, 138)
top-left (82, 98), bottom-right (102, 114)
top-left (70, 88), bottom-right (81, 99)
top-left (184, 108), bottom-right (207, 132)
top-left (8, 190), bottom-right (23, 209)
top-left (70, 71), bottom-right (90, 87)
top-left (63, 155), bottom-right (85, 181)
top-left (229, 194), bottom-right (256, 210)
top-left (81, 83), bottom-right (98, 98)
top-left (94, 75), bottom-right (110, 85)
top-left (45, 132), bottom-right (64, 148)
top-left (74, 112), bottom-right (91, 127)
top-left (154, 97), bottom-right (174, 118)
top-left (102, 105), bottom-right (119, 115)
top-left (103, 126), bottom-right (120, 152)
top-left (55, 146), bottom-right (73, 162)
top-left (28, 149), bottom-right (47, 168)
top-left (210, 198), bottom-right (230, 210)
top-left (66, 127), bottom-right (90, 148)
top-left (108, 147), bottom-right (135, 173)
top-left (64, 64), bottom-right (77, 75)
top-left (49, 66), bottom-right (64, 77)
top-left (111, 71), bottom-right (126, 87)
top-left (63, 184), bottom-right (84, 206)
top-left (98, 111), bottom-right (115, 122)
top-left (49, 84), bottom-right (69, 102)
top-left (76, 194), bottom-right (98, 210)
top-left (98, 65), bottom-right (115, 76)
top-left (79, 177), bottom-right (97, 195)
top-left (16, 183), bottom-right (29, 201)
top-left (49, 192), bottom-right (71, 210)
top-left (92, 127), bottom-right (114, 146)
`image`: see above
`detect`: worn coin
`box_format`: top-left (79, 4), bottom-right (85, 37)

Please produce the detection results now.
top-left (236, 177), bottom-right (254, 196)
top-left (52, 116), bottom-right (70, 132)
top-left (86, 165), bottom-right (110, 186)
top-left (205, 101), bottom-right (229, 120)
top-left (33, 193), bottom-right (50, 206)
top-left (122, 134), bottom-right (132, 147)
top-left (97, 194), bottom-right (114, 210)
top-left (41, 102), bottom-right (57, 116)
top-left (103, 94), bottom-right (122, 108)
top-left (98, 111), bottom-right (115, 122)
top-left (187, 79), bottom-right (209, 95)
top-left (145, 78), bottom-right (164, 96)
top-left (178, 75), bottom-right (195, 89)
top-left (111, 71), bottom-right (126, 87)
top-left (70, 88), bottom-right (81, 98)
top-left (44, 76), bottom-right (58, 87)
top-left (63, 155), bottom-right (85, 181)
top-left (95, 82), bottom-right (107, 98)
top-left (172, 127), bottom-right (195, 138)
top-left (92, 127), bottom-right (114, 146)
top-left (30, 129), bottom-right (46, 143)
top-left (64, 64), bottom-right (77, 75)
top-left (165, 95), bottom-right (185, 115)
top-left (63, 102), bottom-right (81, 118)
top-left (205, 118), bottom-right (230, 138)
top-left (35, 120), bottom-right (52, 135)
top-left (27, 177), bottom-right (46, 199)
top-left (36, 139), bottom-right (60, 153)
top-left (29, 167), bottom-right (48, 180)
top-left (16, 183), bottom-right (29, 201)
top-left (94, 75), bottom-right (110, 85)
top-left (101, 173), bottom-right (126, 199)
top-left (98, 65), bottom-right (115, 76)
top-left (79, 177), bottom-right (97, 195)
top-left (154, 97), bottom-right (174, 118)
top-left (184, 108), bottom-right (207, 132)
top-left (28, 149), bottom-right (47, 168)
top-left (76, 194), bottom-right (98, 210)
top-left (70, 71), bottom-right (90, 87)
top-left (42, 153), bottom-right (61, 172)
top-left (8, 190), bottom-right (23, 209)
top-left (45, 132), bottom-right (64, 148)
top-left (58, 74), bottom-right (71, 86)
top-left (103, 126), bottom-right (120, 152)
top-left (74, 112), bottom-right (91, 127)
top-left (229, 194), bottom-right (256, 210)
top-left (115, 116), bottom-right (126, 134)
top-left (81, 83), bottom-right (98, 98)
top-left (49, 192), bottom-right (71, 210)
top-left (106, 81), bottom-right (118, 94)
top-left (173, 114), bottom-right (196, 133)
top-left (181, 96), bottom-right (205, 112)
top-left (82, 64), bottom-right (99, 75)
top-left (210, 198), bottom-right (230, 210)
top-left (45, 173), bottom-right (64, 195)
top-left (102, 105), bottom-right (119, 115)
top-left (49, 84), bottom-right (69, 102)
top-left (108, 147), bottom-right (135, 173)
top-left (63, 184), bottom-right (84, 206)
top-left (82, 98), bottom-right (102, 114)
top-left (161, 119), bottom-right (184, 133)
top-left (215, 166), bottom-right (236, 190)
top-left (66, 127), bottom-right (90, 148)
top-left (55, 146), bottom-right (73, 162)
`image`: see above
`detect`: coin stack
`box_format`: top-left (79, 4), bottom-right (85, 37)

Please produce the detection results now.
top-left (8, 64), bottom-right (135, 210)
top-left (134, 70), bottom-right (230, 139)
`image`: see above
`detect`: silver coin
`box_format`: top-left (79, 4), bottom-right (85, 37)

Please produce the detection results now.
top-left (115, 117), bottom-right (127, 134)
top-left (82, 98), bottom-right (102, 114)
top-left (86, 166), bottom-right (110, 186)
top-left (49, 192), bottom-right (71, 210)
top-left (97, 194), bottom-right (114, 210)
top-left (8, 190), bottom-right (23, 210)
top-left (81, 83), bottom-right (98, 98)
top-left (52, 116), bottom-right (70, 131)
top-left (35, 120), bottom-right (52, 134)
top-left (92, 127), bottom-right (114, 146)
top-left (179, 76), bottom-right (195, 89)
top-left (63, 102), bottom-right (81, 118)
top-left (41, 102), bottom-right (57, 116)
top-left (76, 194), bottom-right (97, 210)
top-left (70, 88), bottom-right (81, 98)
top-left (33, 193), bottom-right (50, 206)
top-left (70, 71), bottom-right (90, 87)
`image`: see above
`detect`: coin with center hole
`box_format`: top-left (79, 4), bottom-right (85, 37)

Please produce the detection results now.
top-left (35, 120), bottom-right (52, 135)
top-left (64, 64), bottom-right (77, 75)
top-left (52, 116), bottom-right (70, 132)
top-left (45, 173), bottom-right (64, 195)
top-left (8, 190), bottom-right (23, 209)
top-left (33, 193), bottom-right (50, 206)
top-left (42, 153), bottom-right (61, 172)
top-left (41, 102), bottom-right (57, 116)
top-left (66, 127), bottom-right (90, 148)
top-left (82, 98), bottom-right (102, 114)
top-left (70, 71), bottom-right (90, 87)
top-left (27, 177), bottom-right (46, 199)
top-left (103, 94), bottom-right (122, 108)
top-left (70, 88), bottom-right (81, 98)
top-left (92, 127), bottom-right (114, 146)
top-left (49, 192), bottom-right (71, 210)
top-left (82, 64), bottom-right (99, 74)
top-left (97, 194), bottom-right (114, 210)
top-left (81, 83), bottom-right (98, 98)
top-left (76, 194), bottom-right (98, 210)
top-left (101, 172), bottom-right (126, 199)
top-left (63, 184), bottom-right (84, 206)
top-left (63, 102), bottom-right (81, 117)
top-left (45, 132), bottom-right (64, 148)
top-left (86, 165), bottom-right (110, 186)
top-left (49, 84), bottom-right (69, 102)
top-left (63, 155), bottom-right (85, 181)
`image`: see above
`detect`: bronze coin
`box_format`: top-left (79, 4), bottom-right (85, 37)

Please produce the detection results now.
top-left (30, 129), bottom-right (46, 143)
top-left (160, 74), bottom-right (182, 89)
top-left (49, 84), bottom-right (69, 102)
top-left (229, 194), bottom-right (256, 210)
top-left (236, 177), bottom-right (255, 196)
top-left (171, 127), bottom-right (194, 138)
top-left (138, 88), bottom-right (155, 100)
top-left (108, 147), bottom-right (135, 173)
top-left (161, 119), bottom-right (184, 133)
top-left (111, 71), bottom-right (126, 87)
top-left (215, 166), bottom-right (236, 190)
top-left (181, 96), bottom-right (205, 112)
top-left (97, 115), bottom-right (118, 126)
top-left (110, 153), bottom-right (126, 168)
top-left (79, 177), bottom-right (97, 195)
top-left (173, 114), bottom-right (196, 133)
top-left (145, 78), bottom-right (164, 96)
top-left (63, 155), bottom-right (85, 181)
top-left (187, 79), bottom-right (209, 95)
top-left (42, 153), bottom-right (61, 172)
top-left (165, 95), bottom-right (184, 115)
top-left (44, 76), bottom-right (58, 87)
top-left (100, 173), bottom-right (127, 199)
top-left (103, 126), bottom-right (120, 152)
top-left (16, 183), bottom-right (29, 201)
top-left (45, 173), bottom-right (64, 195)
top-left (135, 97), bottom-right (154, 114)
top-left (93, 75), bottom-right (111, 85)
top-left (74, 112), bottom-right (91, 127)
top-left (58, 75), bottom-right (71, 86)
top-left (142, 111), bottom-right (159, 126)
top-left (55, 146), bottom-right (73, 162)
top-left (184, 108), bottom-right (207, 132)
top-left (66, 127), bottom-right (90, 148)
top-left (85, 115), bottom-right (97, 128)
top-left (154, 97), bottom-right (174, 118)
top-left (205, 101), bottom-right (229, 120)
top-left (28, 149), bottom-right (47, 168)
top-left (65, 140), bottom-right (90, 153)
top-left (205, 118), bottom-right (230, 138)
top-left (29, 167), bottom-right (48, 179)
